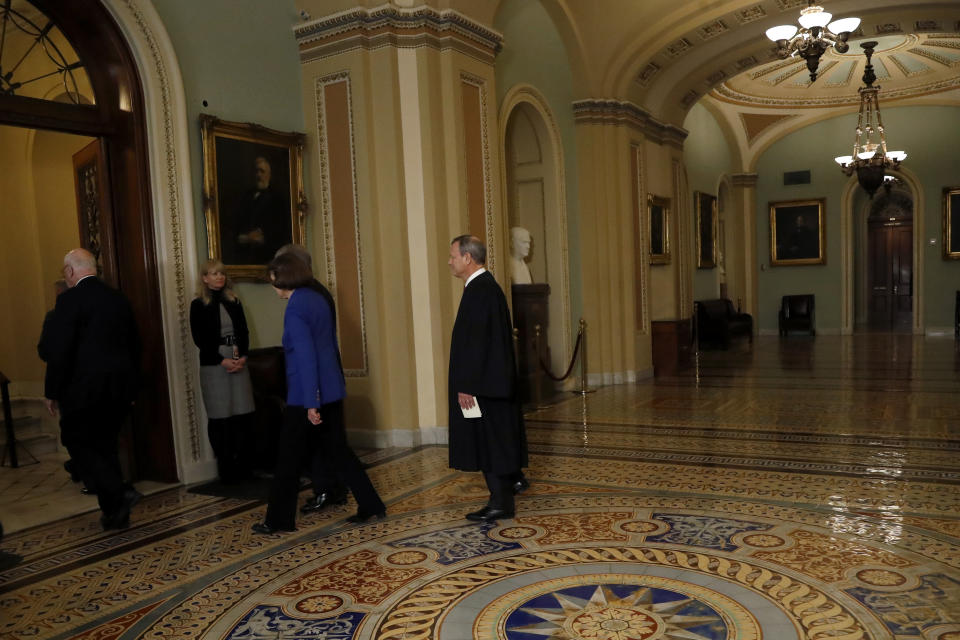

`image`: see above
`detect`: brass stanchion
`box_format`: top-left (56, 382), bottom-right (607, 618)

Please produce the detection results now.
top-left (575, 318), bottom-right (596, 395)
top-left (533, 324), bottom-right (543, 406)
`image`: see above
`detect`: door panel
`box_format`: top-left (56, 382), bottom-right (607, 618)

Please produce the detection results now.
top-left (867, 221), bottom-right (912, 330)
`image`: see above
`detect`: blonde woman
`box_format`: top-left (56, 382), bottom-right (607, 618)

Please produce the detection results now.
top-left (190, 260), bottom-right (255, 483)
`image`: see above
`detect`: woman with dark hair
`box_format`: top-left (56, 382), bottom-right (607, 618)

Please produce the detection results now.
top-left (252, 253), bottom-right (384, 533)
top-left (190, 259), bottom-right (255, 483)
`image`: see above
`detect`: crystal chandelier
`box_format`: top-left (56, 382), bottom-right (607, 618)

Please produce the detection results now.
top-left (834, 41), bottom-right (907, 199)
top-left (765, 1), bottom-right (861, 82)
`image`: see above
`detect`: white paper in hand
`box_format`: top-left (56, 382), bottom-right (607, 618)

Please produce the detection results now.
top-left (460, 396), bottom-right (482, 419)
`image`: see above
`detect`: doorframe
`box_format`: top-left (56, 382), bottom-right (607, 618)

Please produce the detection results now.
top-left (100, 0), bottom-right (206, 482)
top-left (841, 167), bottom-right (924, 334)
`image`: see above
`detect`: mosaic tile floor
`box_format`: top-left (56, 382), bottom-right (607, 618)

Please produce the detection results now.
top-left (1, 335), bottom-right (958, 639)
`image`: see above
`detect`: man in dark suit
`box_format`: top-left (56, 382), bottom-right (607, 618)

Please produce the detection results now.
top-left (230, 156), bottom-right (291, 265)
top-left (43, 248), bottom-right (142, 530)
top-left (447, 235), bottom-right (527, 522)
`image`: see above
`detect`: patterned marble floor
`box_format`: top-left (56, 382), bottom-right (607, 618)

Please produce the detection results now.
top-left (1, 335), bottom-right (958, 640)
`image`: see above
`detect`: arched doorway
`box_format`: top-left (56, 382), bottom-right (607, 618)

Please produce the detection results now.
top-left (0, 0), bottom-right (177, 481)
top-left (500, 86), bottom-right (572, 381)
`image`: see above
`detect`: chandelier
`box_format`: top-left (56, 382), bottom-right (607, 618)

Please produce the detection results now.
top-left (834, 41), bottom-right (907, 199)
top-left (765, 1), bottom-right (861, 81)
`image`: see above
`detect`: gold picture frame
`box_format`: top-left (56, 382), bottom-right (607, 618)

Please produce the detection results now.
top-left (695, 191), bottom-right (717, 269)
top-left (648, 194), bottom-right (671, 265)
top-left (200, 114), bottom-right (307, 280)
top-left (769, 198), bottom-right (825, 266)
top-left (943, 187), bottom-right (960, 260)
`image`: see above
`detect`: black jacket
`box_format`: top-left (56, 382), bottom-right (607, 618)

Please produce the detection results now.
top-left (43, 277), bottom-right (141, 412)
top-left (190, 293), bottom-right (250, 366)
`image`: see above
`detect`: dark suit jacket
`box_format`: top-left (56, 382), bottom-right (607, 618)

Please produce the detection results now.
top-left (282, 286), bottom-right (346, 408)
top-left (43, 276), bottom-right (141, 413)
top-left (447, 270), bottom-right (527, 474)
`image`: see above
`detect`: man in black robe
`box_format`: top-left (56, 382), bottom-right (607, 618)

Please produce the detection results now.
top-left (447, 235), bottom-right (527, 522)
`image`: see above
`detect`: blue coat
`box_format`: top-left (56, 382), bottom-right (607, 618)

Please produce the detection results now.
top-left (282, 287), bottom-right (346, 408)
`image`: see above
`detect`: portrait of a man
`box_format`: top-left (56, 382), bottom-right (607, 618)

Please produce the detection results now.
top-left (770, 199), bottom-right (825, 265)
top-left (201, 115), bottom-right (306, 279)
top-left (217, 142), bottom-right (292, 266)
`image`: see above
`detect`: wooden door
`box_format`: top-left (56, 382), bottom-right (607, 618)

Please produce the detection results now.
top-left (72, 140), bottom-right (119, 286)
top-left (868, 221), bottom-right (912, 331)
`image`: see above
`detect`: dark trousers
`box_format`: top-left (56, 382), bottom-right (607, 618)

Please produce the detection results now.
top-left (307, 429), bottom-right (348, 497)
top-left (60, 405), bottom-right (128, 516)
top-left (483, 471), bottom-right (515, 512)
top-left (208, 413), bottom-right (254, 483)
top-left (266, 402), bottom-right (384, 529)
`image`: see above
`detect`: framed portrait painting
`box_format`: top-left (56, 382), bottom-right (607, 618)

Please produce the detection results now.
top-left (695, 191), bottom-right (716, 268)
top-left (943, 187), bottom-right (960, 260)
top-left (648, 194), bottom-right (670, 265)
top-left (200, 114), bottom-right (307, 280)
top-left (770, 199), bottom-right (825, 266)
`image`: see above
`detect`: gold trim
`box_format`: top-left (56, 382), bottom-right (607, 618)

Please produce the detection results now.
top-left (769, 198), bottom-right (826, 266)
top-left (315, 72), bottom-right (369, 376)
top-left (943, 187), bottom-right (960, 260)
top-left (200, 115), bottom-right (307, 281)
top-left (648, 194), bottom-right (671, 265)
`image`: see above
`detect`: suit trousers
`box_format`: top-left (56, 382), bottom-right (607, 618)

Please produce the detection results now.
top-left (266, 402), bottom-right (384, 530)
top-left (483, 471), bottom-right (515, 512)
top-left (59, 405), bottom-right (128, 516)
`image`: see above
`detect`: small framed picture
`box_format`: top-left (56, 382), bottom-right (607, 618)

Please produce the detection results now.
top-left (200, 114), bottom-right (307, 280)
top-left (770, 199), bottom-right (825, 266)
top-left (943, 187), bottom-right (960, 260)
top-left (648, 194), bottom-right (670, 265)
top-left (695, 191), bottom-right (716, 269)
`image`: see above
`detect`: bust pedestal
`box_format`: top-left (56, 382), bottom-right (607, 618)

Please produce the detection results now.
top-left (511, 283), bottom-right (551, 405)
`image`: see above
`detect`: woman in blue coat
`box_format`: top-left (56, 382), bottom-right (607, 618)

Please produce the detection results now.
top-left (252, 254), bottom-right (385, 533)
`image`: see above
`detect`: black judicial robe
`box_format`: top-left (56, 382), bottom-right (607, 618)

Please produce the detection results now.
top-left (448, 270), bottom-right (527, 474)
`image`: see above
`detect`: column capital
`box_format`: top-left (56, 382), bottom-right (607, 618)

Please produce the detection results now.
top-left (731, 172), bottom-right (758, 187)
top-left (295, 5), bottom-right (502, 64)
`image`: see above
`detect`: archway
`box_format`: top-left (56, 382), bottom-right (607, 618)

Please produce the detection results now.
top-left (499, 85), bottom-right (572, 381)
top-left (0, 0), bottom-right (177, 481)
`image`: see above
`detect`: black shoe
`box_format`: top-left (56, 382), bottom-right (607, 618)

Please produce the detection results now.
top-left (251, 522), bottom-right (295, 534)
top-left (466, 506), bottom-right (492, 521)
top-left (100, 510), bottom-right (130, 531)
top-left (513, 477), bottom-right (530, 495)
top-left (123, 488), bottom-right (143, 510)
top-left (301, 491), bottom-right (348, 514)
top-left (345, 510), bottom-right (385, 524)
top-left (481, 508), bottom-right (514, 521)
top-left (81, 487), bottom-right (95, 495)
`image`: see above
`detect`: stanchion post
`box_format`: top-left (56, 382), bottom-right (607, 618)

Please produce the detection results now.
top-left (533, 324), bottom-right (543, 406)
top-left (577, 318), bottom-right (594, 395)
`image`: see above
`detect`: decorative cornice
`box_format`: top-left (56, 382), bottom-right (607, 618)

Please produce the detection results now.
top-left (572, 99), bottom-right (688, 147)
top-left (295, 5), bottom-right (503, 64)
top-left (731, 172), bottom-right (759, 187)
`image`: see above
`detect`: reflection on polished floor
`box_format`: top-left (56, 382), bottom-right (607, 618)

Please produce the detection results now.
top-left (1, 335), bottom-right (958, 639)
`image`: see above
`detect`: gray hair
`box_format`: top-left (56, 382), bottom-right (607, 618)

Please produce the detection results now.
top-left (451, 235), bottom-right (486, 265)
top-left (64, 248), bottom-right (97, 273)
top-left (274, 243), bottom-right (313, 269)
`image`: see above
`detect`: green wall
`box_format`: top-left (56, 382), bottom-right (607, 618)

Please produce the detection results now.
top-left (152, 0), bottom-right (306, 347)
top-left (494, 0), bottom-right (582, 329)
top-left (683, 103), bottom-right (735, 301)
top-left (755, 105), bottom-right (960, 333)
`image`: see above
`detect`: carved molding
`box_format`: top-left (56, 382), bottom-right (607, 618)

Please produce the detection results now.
top-left (572, 99), bottom-right (688, 148)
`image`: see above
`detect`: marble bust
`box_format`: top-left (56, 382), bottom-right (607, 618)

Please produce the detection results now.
top-left (510, 226), bottom-right (533, 284)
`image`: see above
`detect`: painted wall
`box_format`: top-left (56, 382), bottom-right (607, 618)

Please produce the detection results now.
top-left (0, 126), bottom-right (87, 397)
top-left (755, 105), bottom-right (960, 333)
top-left (494, 0), bottom-right (582, 332)
top-left (683, 103), bottom-right (734, 302)
top-left (152, 0), bottom-right (306, 347)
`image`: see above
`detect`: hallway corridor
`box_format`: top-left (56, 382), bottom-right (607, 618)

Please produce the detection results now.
top-left (1, 335), bottom-right (958, 639)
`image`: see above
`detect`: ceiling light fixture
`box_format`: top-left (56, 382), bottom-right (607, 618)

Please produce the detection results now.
top-left (834, 41), bottom-right (907, 199)
top-left (765, 1), bottom-right (861, 82)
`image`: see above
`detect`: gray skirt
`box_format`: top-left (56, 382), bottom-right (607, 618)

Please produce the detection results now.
top-left (199, 344), bottom-right (255, 419)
